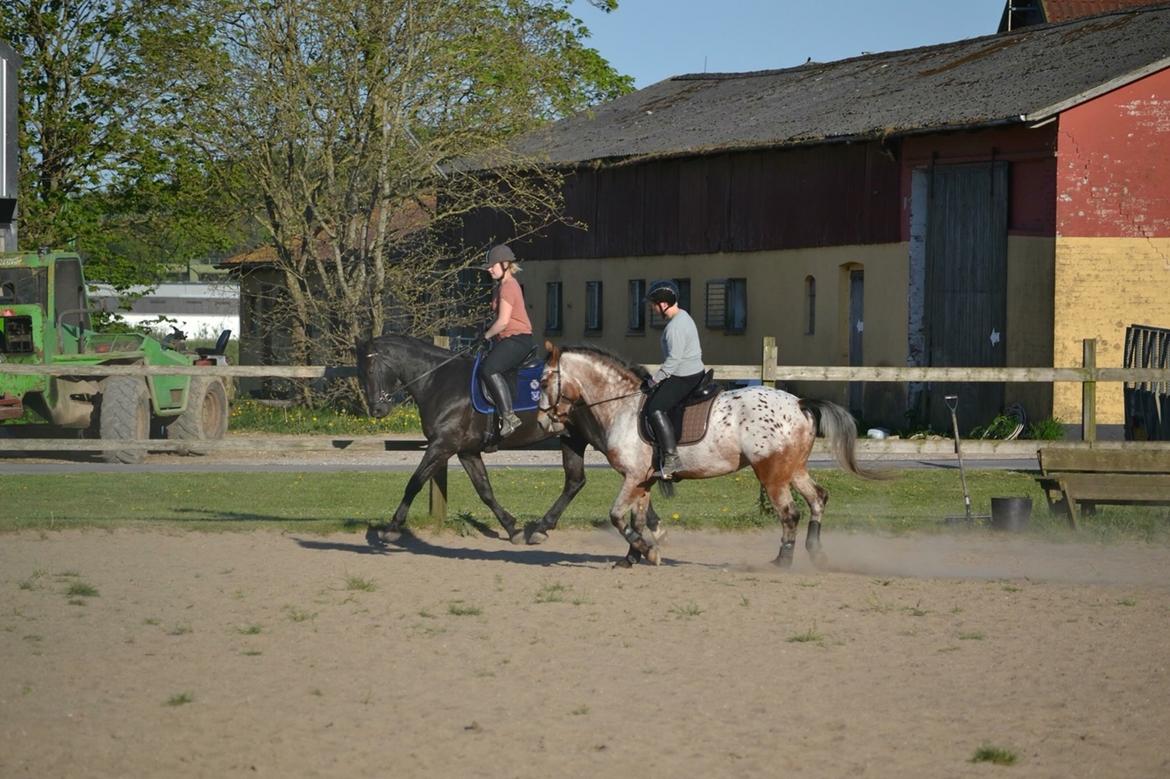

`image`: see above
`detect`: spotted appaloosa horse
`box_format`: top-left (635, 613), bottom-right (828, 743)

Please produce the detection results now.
top-left (536, 341), bottom-right (880, 567)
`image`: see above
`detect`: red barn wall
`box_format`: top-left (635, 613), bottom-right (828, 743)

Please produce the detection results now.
top-left (1052, 66), bottom-right (1170, 425)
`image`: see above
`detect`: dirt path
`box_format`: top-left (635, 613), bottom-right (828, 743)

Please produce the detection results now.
top-left (3, 528), bottom-right (1169, 777)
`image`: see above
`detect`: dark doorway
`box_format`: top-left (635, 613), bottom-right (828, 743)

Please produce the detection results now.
top-left (848, 269), bottom-right (864, 415)
top-left (924, 162), bottom-right (1008, 434)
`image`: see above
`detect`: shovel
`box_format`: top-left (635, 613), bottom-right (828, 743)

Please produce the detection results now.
top-left (944, 394), bottom-right (990, 525)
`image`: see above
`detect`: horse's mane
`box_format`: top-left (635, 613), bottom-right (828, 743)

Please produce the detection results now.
top-left (560, 344), bottom-right (651, 382)
top-left (369, 333), bottom-right (465, 361)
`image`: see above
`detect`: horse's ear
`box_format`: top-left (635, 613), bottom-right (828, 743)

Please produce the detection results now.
top-left (544, 339), bottom-right (559, 365)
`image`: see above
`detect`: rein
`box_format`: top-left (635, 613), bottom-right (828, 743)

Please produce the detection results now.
top-left (538, 363), bottom-right (645, 422)
top-left (367, 343), bottom-right (478, 400)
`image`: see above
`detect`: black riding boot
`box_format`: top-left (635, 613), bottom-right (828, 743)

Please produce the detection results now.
top-left (648, 410), bottom-right (682, 479)
top-left (486, 373), bottom-right (522, 438)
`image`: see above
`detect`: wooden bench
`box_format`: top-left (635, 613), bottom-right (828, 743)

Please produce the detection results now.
top-left (1036, 448), bottom-right (1170, 528)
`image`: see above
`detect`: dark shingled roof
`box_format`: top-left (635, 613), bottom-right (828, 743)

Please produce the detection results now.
top-left (507, 5), bottom-right (1170, 167)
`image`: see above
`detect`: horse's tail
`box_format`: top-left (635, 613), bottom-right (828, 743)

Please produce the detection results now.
top-left (799, 399), bottom-right (888, 480)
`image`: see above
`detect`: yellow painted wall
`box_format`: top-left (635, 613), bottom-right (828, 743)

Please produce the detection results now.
top-left (517, 243), bottom-right (908, 415)
top-left (1052, 237), bottom-right (1170, 424)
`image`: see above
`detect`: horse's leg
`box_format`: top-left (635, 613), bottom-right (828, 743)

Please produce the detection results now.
top-left (367, 443), bottom-right (452, 546)
top-left (750, 457), bottom-right (801, 568)
top-left (609, 479), bottom-right (654, 569)
top-left (457, 452), bottom-right (522, 544)
top-left (792, 469), bottom-right (830, 569)
top-left (526, 433), bottom-right (588, 545)
top-left (630, 489), bottom-right (661, 565)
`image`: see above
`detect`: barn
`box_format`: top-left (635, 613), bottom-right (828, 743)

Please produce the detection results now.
top-left (461, 4), bottom-right (1170, 436)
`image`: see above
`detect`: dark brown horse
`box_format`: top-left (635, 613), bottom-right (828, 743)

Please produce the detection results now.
top-left (536, 341), bottom-right (879, 567)
top-left (357, 335), bottom-right (659, 546)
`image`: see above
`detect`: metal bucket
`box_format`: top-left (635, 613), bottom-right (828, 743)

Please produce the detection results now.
top-left (990, 497), bottom-right (1032, 531)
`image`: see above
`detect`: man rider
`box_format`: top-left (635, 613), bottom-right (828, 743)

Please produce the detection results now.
top-left (644, 279), bottom-right (705, 479)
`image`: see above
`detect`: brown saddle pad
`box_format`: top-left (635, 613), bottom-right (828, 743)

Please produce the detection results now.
top-left (678, 395), bottom-right (718, 445)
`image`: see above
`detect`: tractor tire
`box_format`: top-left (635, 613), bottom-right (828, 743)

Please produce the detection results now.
top-left (99, 376), bottom-right (151, 465)
top-left (168, 377), bottom-right (229, 455)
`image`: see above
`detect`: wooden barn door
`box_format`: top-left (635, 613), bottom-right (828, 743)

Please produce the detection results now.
top-left (924, 162), bottom-right (1008, 434)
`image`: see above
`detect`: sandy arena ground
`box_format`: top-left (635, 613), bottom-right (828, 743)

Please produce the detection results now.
top-left (3, 527), bottom-right (1169, 778)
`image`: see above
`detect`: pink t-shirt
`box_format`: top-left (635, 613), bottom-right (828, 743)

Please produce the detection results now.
top-left (492, 276), bottom-right (532, 339)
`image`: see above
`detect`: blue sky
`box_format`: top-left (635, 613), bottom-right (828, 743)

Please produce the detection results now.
top-left (569, 0), bottom-right (1008, 88)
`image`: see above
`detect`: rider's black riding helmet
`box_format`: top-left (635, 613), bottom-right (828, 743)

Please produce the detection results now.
top-left (646, 279), bottom-right (679, 306)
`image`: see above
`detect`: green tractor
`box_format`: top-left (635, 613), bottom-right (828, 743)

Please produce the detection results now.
top-left (0, 250), bottom-right (230, 463)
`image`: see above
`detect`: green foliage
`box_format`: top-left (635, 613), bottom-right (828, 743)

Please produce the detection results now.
top-left (971, 413), bottom-right (1024, 440)
top-left (2, 1), bottom-right (234, 286)
top-left (228, 399), bottom-right (422, 435)
top-left (970, 744), bottom-right (1017, 765)
top-left (1026, 417), bottom-right (1065, 440)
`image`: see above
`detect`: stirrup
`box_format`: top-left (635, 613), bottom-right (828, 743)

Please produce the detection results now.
top-left (657, 452), bottom-right (682, 480)
top-left (498, 412), bottom-right (522, 438)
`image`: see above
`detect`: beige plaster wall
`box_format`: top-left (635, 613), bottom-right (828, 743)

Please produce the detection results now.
top-left (518, 244), bottom-right (908, 412)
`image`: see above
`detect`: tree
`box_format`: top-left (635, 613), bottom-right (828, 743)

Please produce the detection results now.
top-left (2, 1), bottom-right (242, 288)
top-left (179, 0), bottom-right (631, 401)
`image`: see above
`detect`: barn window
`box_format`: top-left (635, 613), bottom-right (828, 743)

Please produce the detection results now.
top-left (650, 278), bottom-right (690, 328)
top-left (585, 281), bottom-right (603, 334)
top-left (705, 278), bottom-right (747, 334)
top-left (627, 279), bottom-right (645, 332)
top-left (544, 281), bottom-right (562, 334)
top-left (804, 275), bottom-right (816, 335)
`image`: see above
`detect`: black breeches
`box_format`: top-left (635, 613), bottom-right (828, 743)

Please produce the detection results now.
top-left (644, 372), bottom-right (705, 416)
top-left (481, 334), bottom-right (536, 378)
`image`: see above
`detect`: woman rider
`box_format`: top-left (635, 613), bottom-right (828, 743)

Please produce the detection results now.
top-left (644, 279), bottom-right (705, 479)
top-left (481, 244), bottom-right (535, 439)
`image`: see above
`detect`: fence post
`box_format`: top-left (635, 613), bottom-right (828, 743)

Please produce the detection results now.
top-left (761, 336), bottom-right (778, 388)
top-left (1082, 338), bottom-right (1096, 443)
top-left (429, 334), bottom-right (450, 520)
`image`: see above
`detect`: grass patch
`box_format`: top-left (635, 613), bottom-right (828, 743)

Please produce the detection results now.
top-left (0, 468), bottom-right (1167, 542)
top-left (970, 744), bottom-right (1018, 765)
top-left (344, 575), bottom-right (377, 592)
top-left (237, 624), bottom-right (262, 635)
top-left (447, 601), bottom-right (482, 616)
top-left (669, 602), bottom-right (703, 618)
top-left (65, 582), bottom-right (99, 598)
top-left (958, 630), bottom-right (985, 641)
top-left (535, 583), bottom-right (569, 603)
top-left (284, 606), bottom-right (316, 623)
top-left (787, 626), bottom-right (824, 643)
top-left (165, 692), bottom-right (194, 707)
top-left (230, 399), bottom-right (420, 435)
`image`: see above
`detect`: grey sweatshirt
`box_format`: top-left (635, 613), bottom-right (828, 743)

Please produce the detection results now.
top-left (653, 309), bottom-right (705, 382)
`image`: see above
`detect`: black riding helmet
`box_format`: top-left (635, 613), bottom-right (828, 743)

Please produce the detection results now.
top-left (646, 279), bottom-right (679, 306)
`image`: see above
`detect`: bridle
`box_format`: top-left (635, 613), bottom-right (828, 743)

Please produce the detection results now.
top-left (364, 343), bottom-right (477, 405)
top-left (537, 362), bottom-right (646, 425)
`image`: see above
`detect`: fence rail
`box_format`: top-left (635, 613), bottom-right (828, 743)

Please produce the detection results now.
top-left (5, 336), bottom-right (1169, 463)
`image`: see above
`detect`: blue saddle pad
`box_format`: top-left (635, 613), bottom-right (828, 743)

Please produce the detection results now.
top-left (471, 352), bottom-right (544, 415)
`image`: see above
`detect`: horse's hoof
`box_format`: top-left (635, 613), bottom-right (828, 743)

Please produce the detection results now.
top-left (612, 557), bottom-right (634, 569)
top-left (527, 530), bottom-right (549, 545)
top-left (365, 526), bottom-right (390, 547)
top-left (809, 549), bottom-right (829, 570)
top-left (366, 524), bottom-right (404, 547)
top-left (507, 529), bottom-right (526, 546)
top-left (645, 546), bottom-right (662, 566)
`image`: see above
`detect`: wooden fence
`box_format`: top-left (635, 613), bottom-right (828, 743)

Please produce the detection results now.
top-left (4, 337), bottom-right (1169, 517)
